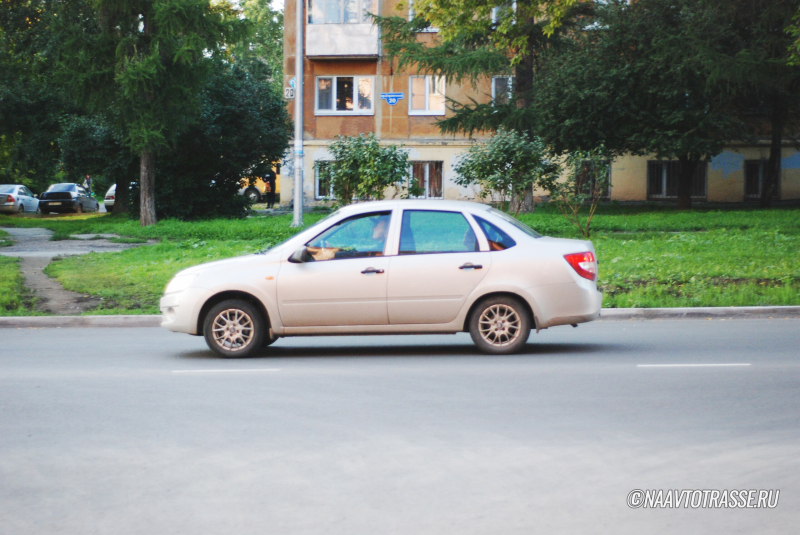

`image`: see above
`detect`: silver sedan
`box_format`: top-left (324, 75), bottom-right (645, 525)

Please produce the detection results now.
top-left (160, 200), bottom-right (602, 357)
top-left (0, 184), bottom-right (39, 214)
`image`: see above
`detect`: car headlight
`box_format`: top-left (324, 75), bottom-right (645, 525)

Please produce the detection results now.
top-left (164, 274), bottom-right (198, 295)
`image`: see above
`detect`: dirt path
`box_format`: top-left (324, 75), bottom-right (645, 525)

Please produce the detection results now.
top-left (0, 227), bottom-right (151, 315)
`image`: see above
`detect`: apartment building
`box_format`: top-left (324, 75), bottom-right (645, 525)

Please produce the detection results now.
top-left (282, 0), bottom-right (800, 206)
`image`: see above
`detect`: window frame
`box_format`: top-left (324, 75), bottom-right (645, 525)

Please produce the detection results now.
top-left (646, 160), bottom-right (707, 200)
top-left (307, 0), bottom-right (376, 25)
top-left (407, 0), bottom-right (438, 31)
top-left (491, 76), bottom-right (514, 105)
top-left (314, 161), bottom-right (336, 200)
top-left (408, 75), bottom-right (446, 116)
top-left (314, 75), bottom-right (375, 116)
top-left (744, 159), bottom-right (780, 200)
top-left (408, 161), bottom-right (444, 199)
top-left (397, 209), bottom-right (486, 256)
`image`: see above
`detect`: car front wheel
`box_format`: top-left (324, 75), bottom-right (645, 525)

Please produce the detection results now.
top-left (203, 299), bottom-right (265, 358)
top-left (469, 296), bottom-right (531, 354)
top-left (245, 187), bottom-right (261, 203)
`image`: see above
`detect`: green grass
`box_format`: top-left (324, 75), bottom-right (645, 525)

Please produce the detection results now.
top-left (0, 228), bottom-right (12, 247)
top-left (3, 206), bottom-right (799, 312)
top-left (0, 256), bottom-right (39, 315)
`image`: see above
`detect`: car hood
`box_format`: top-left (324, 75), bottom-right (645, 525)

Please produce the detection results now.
top-left (177, 249), bottom-right (284, 277)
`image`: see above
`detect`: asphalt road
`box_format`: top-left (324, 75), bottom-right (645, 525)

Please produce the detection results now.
top-left (1, 319), bottom-right (798, 534)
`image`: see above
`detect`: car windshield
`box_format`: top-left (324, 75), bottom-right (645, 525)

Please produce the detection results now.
top-left (257, 210), bottom-right (341, 254)
top-left (488, 208), bottom-right (542, 238)
top-left (0, 185), bottom-right (16, 194)
top-left (47, 184), bottom-right (76, 192)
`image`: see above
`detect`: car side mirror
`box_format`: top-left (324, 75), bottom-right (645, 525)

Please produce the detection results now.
top-left (288, 247), bottom-right (311, 263)
top-left (33, 194), bottom-right (38, 198)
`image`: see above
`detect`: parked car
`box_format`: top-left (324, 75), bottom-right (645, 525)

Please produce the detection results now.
top-left (104, 184), bottom-right (116, 212)
top-left (38, 183), bottom-right (99, 214)
top-left (0, 184), bottom-right (39, 214)
top-left (238, 168), bottom-right (280, 204)
top-left (161, 200), bottom-right (602, 357)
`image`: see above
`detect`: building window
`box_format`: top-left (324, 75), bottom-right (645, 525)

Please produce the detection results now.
top-left (491, 2), bottom-right (516, 25)
top-left (315, 76), bottom-right (374, 115)
top-left (407, 0), bottom-right (437, 31)
top-left (409, 161), bottom-right (444, 199)
top-left (308, 0), bottom-right (374, 24)
top-left (315, 162), bottom-right (335, 199)
top-left (744, 159), bottom-right (780, 199)
top-left (647, 160), bottom-right (706, 199)
top-left (409, 76), bottom-right (445, 115)
top-left (492, 76), bottom-right (513, 105)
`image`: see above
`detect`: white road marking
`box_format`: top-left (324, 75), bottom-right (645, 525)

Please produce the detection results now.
top-left (172, 369), bottom-right (282, 374)
top-left (637, 363), bottom-right (751, 368)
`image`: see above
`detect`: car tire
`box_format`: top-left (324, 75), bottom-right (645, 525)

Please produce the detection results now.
top-left (245, 187), bottom-right (261, 203)
top-left (18, 204), bottom-right (24, 214)
top-left (74, 203), bottom-right (83, 214)
top-left (203, 299), bottom-right (265, 358)
top-left (469, 295), bottom-right (531, 355)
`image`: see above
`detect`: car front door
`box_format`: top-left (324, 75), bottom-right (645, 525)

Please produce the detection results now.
top-left (277, 211), bottom-right (393, 327)
top-left (387, 209), bottom-right (492, 325)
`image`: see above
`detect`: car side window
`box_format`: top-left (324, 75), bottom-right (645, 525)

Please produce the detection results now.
top-left (473, 216), bottom-right (517, 251)
top-left (399, 210), bottom-right (479, 255)
top-left (306, 211), bottom-right (391, 261)
top-left (77, 187), bottom-right (87, 196)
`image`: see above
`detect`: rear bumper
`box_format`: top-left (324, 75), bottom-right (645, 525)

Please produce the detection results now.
top-left (527, 282), bottom-right (603, 330)
top-left (39, 200), bottom-right (78, 212)
top-left (0, 203), bottom-right (20, 213)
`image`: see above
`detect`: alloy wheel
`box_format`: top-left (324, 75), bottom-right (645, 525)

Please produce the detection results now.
top-left (478, 304), bottom-right (522, 348)
top-left (211, 308), bottom-right (255, 352)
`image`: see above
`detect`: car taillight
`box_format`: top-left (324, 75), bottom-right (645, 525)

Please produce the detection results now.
top-left (5, 195), bottom-right (13, 203)
top-left (564, 252), bottom-right (597, 281)
top-left (105, 196), bottom-right (114, 201)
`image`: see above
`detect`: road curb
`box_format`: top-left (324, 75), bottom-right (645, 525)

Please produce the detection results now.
top-left (1, 306), bottom-right (799, 328)
top-left (0, 315), bottom-right (162, 328)
top-left (599, 306), bottom-right (800, 320)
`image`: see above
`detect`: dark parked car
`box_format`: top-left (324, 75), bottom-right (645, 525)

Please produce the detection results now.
top-left (38, 183), bottom-right (99, 214)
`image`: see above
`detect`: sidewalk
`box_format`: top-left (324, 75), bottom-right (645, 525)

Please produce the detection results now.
top-left (1, 306), bottom-right (798, 328)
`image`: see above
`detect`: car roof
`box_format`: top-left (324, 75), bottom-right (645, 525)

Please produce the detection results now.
top-left (0, 184), bottom-right (21, 188)
top-left (336, 199), bottom-right (494, 215)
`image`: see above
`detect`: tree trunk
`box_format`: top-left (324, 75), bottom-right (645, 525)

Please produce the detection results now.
top-left (139, 150), bottom-right (157, 226)
top-left (761, 95), bottom-right (786, 208)
top-left (676, 156), bottom-right (699, 210)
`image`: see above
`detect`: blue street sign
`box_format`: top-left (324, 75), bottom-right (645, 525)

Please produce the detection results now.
top-left (289, 77), bottom-right (296, 89)
top-left (380, 92), bottom-right (405, 106)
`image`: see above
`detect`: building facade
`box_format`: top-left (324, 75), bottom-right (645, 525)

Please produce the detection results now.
top-left (282, 0), bottom-right (800, 206)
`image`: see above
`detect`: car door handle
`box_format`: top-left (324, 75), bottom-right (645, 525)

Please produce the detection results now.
top-left (459, 263), bottom-right (483, 270)
top-left (361, 267), bottom-right (385, 274)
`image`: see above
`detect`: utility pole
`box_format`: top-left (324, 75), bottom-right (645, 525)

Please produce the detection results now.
top-left (292, 0), bottom-right (304, 227)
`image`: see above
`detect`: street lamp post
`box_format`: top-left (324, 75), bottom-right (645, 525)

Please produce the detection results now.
top-left (292, 0), bottom-right (304, 227)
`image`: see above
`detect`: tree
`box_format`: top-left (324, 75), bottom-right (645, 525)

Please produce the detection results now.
top-left (58, 115), bottom-right (138, 214)
top-left (58, 0), bottom-right (244, 226)
top-left (712, 0), bottom-right (800, 207)
top-left (539, 150), bottom-right (611, 238)
top-left (149, 62), bottom-right (291, 219)
top-left (453, 129), bottom-right (560, 216)
top-left (0, 0), bottom-right (82, 193)
top-left (377, 0), bottom-right (589, 135)
top-left (318, 134), bottom-right (410, 206)
top-left (229, 0), bottom-right (284, 91)
top-left (529, 0), bottom-right (745, 209)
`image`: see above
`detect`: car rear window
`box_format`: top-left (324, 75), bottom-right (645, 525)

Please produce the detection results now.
top-left (474, 216), bottom-right (517, 251)
top-left (0, 185), bottom-right (15, 194)
top-left (488, 208), bottom-right (541, 238)
top-left (47, 184), bottom-right (76, 192)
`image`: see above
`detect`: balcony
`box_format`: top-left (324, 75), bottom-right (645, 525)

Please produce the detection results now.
top-left (306, 0), bottom-right (379, 58)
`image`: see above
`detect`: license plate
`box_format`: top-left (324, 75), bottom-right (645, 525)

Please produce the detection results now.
top-left (49, 202), bottom-right (62, 205)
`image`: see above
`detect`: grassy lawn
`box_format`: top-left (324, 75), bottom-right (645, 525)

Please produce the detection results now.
top-left (0, 256), bottom-right (39, 315)
top-left (0, 228), bottom-right (12, 247)
top-left (1, 206), bottom-right (798, 313)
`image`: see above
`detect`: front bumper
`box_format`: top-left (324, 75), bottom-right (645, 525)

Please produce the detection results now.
top-left (160, 287), bottom-right (210, 335)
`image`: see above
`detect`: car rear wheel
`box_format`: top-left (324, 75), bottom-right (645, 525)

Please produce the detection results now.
top-left (18, 204), bottom-right (24, 214)
top-left (245, 187), bottom-right (261, 203)
top-left (203, 299), bottom-right (265, 358)
top-left (469, 296), bottom-right (531, 355)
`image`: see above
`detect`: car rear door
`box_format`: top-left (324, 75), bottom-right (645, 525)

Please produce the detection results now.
top-left (387, 209), bottom-right (491, 325)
